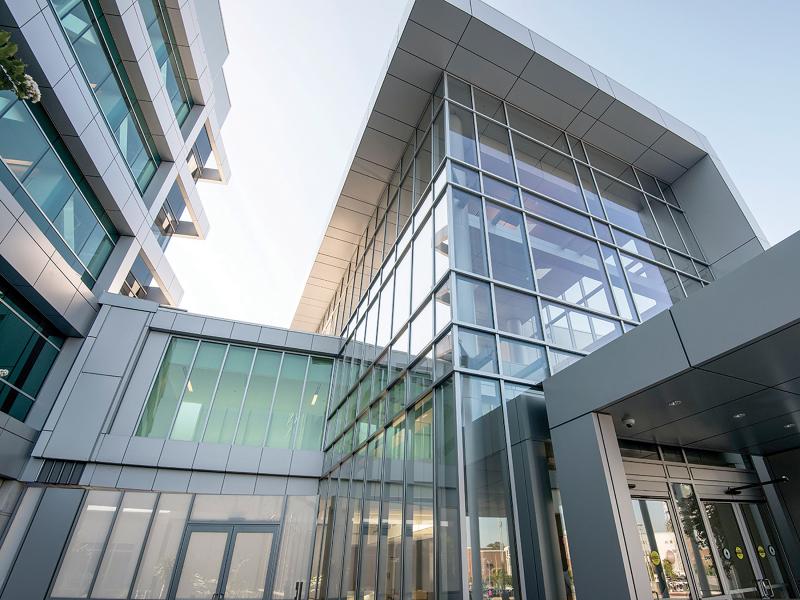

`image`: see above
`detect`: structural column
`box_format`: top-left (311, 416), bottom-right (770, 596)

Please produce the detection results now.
top-left (549, 412), bottom-right (651, 600)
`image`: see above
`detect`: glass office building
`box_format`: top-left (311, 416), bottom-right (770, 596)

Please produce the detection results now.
top-left (0, 2), bottom-right (799, 600)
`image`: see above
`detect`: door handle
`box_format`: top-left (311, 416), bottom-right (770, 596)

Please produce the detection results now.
top-left (295, 580), bottom-right (304, 600)
top-left (763, 578), bottom-right (774, 598)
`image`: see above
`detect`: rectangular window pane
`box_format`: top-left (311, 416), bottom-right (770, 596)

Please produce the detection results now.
top-left (494, 286), bottom-right (542, 340)
top-left (621, 253), bottom-right (684, 321)
top-left (457, 328), bottom-right (497, 373)
top-left (131, 494), bottom-right (191, 599)
top-left (92, 492), bottom-right (157, 599)
top-left (403, 396), bottom-right (434, 600)
top-left (52, 490), bottom-right (121, 598)
top-left (393, 250), bottom-right (412, 336)
top-left (595, 172), bottom-right (662, 242)
top-left (378, 418), bottom-right (405, 600)
top-left (670, 207), bottom-right (704, 260)
top-left (412, 218), bottom-right (434, 310)
top-left (541, 301), bottom-right (622, 353)
top-left (513, 134), bottom-right (584, 210)
top-left (265, 354), bottom-right (309, 448)
top-left (359, 434), bottom-right (384, 600)
top-left (296, 357), bottom-right (334, 450)
top-left (448, 104), bottom-right (477, 166)
top-left (202, 346), bottom-right (254, 444)
top-left (451, 188), bottom-right (488, 276)
top-left (507, 105), bottom-right (568, 152)
top-left (649, 198), bottom-right (686, 252)
top-left (435, 378), bottom-right (461, 600)
top-left (485, 202), bottom-right (534, 289)
top-left (234, 349), bottom-right (281, 446)
top-left (170, 341), bottom-right (226, 441)
top-left (600, 245), bottom-right (637, 321)
top-left (482, 174), bottom-right (520, 207)
top-left (527, 218), bottom-right (615, 314)
top-left (522, 191), bottom-right (592, 235)
top-left (498, 337), bottom-right (548, 383)
top-left (476, 117), bottom-right (515, 181)
top-left (410, 300), bottom-right (434, 358)
top-left (449, 161), bottom-right (480, 191)
top-left (585, 144), bottom-right (639, 186)
top-left (434, 199), bottom-right (449, 282)
top-left (455, 275), bottom-right (493, 328)
top-left (461, 376), bottom-right (519, 600)
top-left (190, 495), bottom-right (283, 521)
top-left (435, 279), bottom-right (452, 334)
top-left (576, 163), bottom-right (605, 217)
top-left (447, 76), bottom-right (472, 107)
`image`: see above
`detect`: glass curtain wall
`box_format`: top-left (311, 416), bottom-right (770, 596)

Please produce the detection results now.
top-left (136, 337), bottom-right (333, 451)
top-left (318, 73), bottom-right (716, 600)
top-left (0, 277), bottom-right (64, 420)
top-left (51, 0), bottom-right (160, 190)
top-left (0, 92), bottom-right (118, 286)
top-left (138, 0), bottom-right (193, 125)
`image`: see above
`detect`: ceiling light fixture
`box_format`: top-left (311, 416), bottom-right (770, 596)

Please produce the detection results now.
top-left (784, 423), bottom-right (796, 429)
top-left (668, 400), bottom-right (682, 407)
top-left (733, 412), bottom-right (746, 419)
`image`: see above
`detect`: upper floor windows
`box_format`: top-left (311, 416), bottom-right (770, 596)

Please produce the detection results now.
top-left (0, 92), bottom-right (118, 286)
top-left (136, 337), bottom-right (333, 451)
top-left (52, 0), bottom-right (161, 191)
top-left (138, 0), bottom-right (193, 126)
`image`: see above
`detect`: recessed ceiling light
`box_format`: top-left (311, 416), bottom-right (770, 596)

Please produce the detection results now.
top-left (784, 423), bottom-right (796, 429)
top-left (668, 400), bottom-right (682, 407)
top-left (733, 412), bottom-right (746, 419)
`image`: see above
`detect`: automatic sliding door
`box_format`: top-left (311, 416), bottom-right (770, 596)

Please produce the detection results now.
top-left (739, 503), bottom-right (794, 599)
top-left (703, 503), bottom-right (761, 599)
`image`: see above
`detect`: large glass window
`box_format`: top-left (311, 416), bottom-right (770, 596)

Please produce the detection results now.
top-left (358, 433), bottom-right (384, 600)
top-left (512, 134), bottom-right (584, 210)
top-left (493, 286), bottom-right (541, 340)
top-left (498, 337), bottom-right (548, 382)
top-left (0, 277), bottom-right (64, 420)
top-left (138, 0), bottom-right (193, 124)
top-left (435, 379), bottom-right (461, 600)
top-left (595, 173), bottom-right (662, 242)
top-left (404, 396), bottom-right (434, 600)
top-left (53, 0), bottom-right (160, 190)
top-left (621, 253), bottom-right (685, 321)
top-left (137, 340), bottom-right (331, 450)
top-left (485, 202), bottom-right (534, 289)
top-left (457, 329), bottom-right (498, 374)
top-left (451, 188), bottom-right (488, 277)
top-left (378, 418), bottom-right (405, 600)
top-left (0, 93), bottom-right (117, 286)
top-left (527, 219), bottom-right (615, 314)
top-left (461, 376), bottom-right (519, 600)
top-left (540, 301), bottom-right (622, 353)
top-left (455, 275), bottom-right (493, 328)
top-left (476, 117), bottom-right (515, 181)
top-left (448, 104), bottom-right (477, 167)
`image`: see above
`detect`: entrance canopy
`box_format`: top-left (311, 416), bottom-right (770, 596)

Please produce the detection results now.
top-left (543, 231), bottom-right (800, 456)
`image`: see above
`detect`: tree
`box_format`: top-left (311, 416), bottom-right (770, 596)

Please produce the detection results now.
top-left (0, 30), bottom-right (40, 102)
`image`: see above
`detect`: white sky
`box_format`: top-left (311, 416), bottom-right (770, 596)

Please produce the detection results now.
top-left (166, 0), bottom-right (800, 328)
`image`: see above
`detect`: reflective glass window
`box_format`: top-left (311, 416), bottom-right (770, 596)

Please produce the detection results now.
top-left (541, 301), bottom-right (622, 353)
top-left (474, 88), bottom-right (505, 123)
top-left (409, 300), bottom-right (434, 358)
top-left (482, 174), bottom-right (520, 207)
top-left (670, 207), bottom-right (704, 260)
top-left (576, 163), bottom-right (605, 217)
top-left (585, 144), bottom-right (638, 187)
top-left (447, 104), bottom-right (477, 166)
top-left (476, 117), bottom-right (516, 181)
top-left (170, 342), bottom-right (226, 441)
top-left (494, 286), bottom-right (542, 340)
top-left (460, 376), bottom-right (519, 600)
top-left (449, 161), bottom-right (480, 192)
top-left (595, 173), bottom-right (662, 242)
top-left (455, 275), bottom-right (493, 328)
top-left (264, 354), bottom-right (308, 448)
top-left (434, 280), bottom-right (452, 334)
top-left (507, 105), bottom-right (568, 152)
top-left (613, 229), bottom-right (670, 264)
top-left (411, 217), bottom-right (433, 310)
top-left (435, 379), bottom-right (461, 600)
top-left (527, 219), bottom-right (615, 314)
top-left (434, 199), bottom-right (450, 281)
top-left (600, 245), bottom-right (637, 321)
top-left (456, 328), bottom-right (497, 373)
top-left (203, 346), bottom-right (254, 444)
top-left (358, 434), bottom-right (384, 600)
top-left (451, 189), bottom-right (488, 276)
top-left (296, 358), bottom-right (333, 450)
top-left (522, 191), bottom-right (592, 235)
top-left (485, 202), bottom-right (534, 289)
top-left (549, 349), bottom-right (581, 374)
top-left (621, 253), bottom-right (685, 321)
top-left (513, 134), bottom-right (584, 210)
top-left (234, 349), bottom-right (281, 446)
top-left (378, 419), bottom-right (405, 600)
top-left (498, 337), bottom-right (548, 383)
top-left (393, 250), bottom-right (412, 336)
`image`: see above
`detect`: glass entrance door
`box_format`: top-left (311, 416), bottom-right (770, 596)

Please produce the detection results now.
top-left (169, 523), bottom-right (279, 600)
top-left (703, 502), bottom-right (795, 599)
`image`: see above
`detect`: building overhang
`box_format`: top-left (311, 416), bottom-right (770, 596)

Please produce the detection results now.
top-left (543, 230), bottom-right (800, 457)
top-left (291, 0), bottom-right (717, 333)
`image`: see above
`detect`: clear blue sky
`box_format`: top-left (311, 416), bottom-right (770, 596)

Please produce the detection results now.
top-left (167, 0), bottom-right (800, 327)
